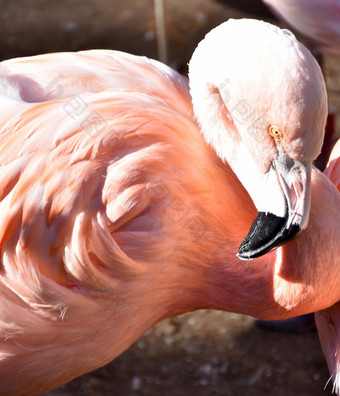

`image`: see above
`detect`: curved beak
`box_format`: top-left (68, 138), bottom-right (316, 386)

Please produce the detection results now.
top-left (237, 152), bottom-right (311, 260)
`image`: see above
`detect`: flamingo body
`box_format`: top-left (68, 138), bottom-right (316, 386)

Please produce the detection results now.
top-left (316, 139), bottom-right (340, 394)
top-left (0, 20), bottom-right (339, 394)
top-left (0, 50), bottom-right (210, 393)
top-left (263, 0), bottom-right (340, 55)
top-left (325, 138), bottom-right (340, 189)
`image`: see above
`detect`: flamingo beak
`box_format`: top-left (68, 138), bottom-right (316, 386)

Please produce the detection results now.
top-left (237, 152), bottom-right (312, 260)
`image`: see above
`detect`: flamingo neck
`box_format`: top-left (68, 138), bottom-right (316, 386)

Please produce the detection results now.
top-left (177, 167), bottom-right (340, 321)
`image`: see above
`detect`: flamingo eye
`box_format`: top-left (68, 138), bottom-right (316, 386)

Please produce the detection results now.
top-left (269, 125), bottom-right (282, 139)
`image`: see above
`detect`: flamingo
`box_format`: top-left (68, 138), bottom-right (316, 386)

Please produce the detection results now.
top-left (262, 0), bottom-right (340, 56)
top-left (0, 19), bottom-right (339, 394)
top-left (326, 138), bottom-right (340, 188)
top-left (316, 139), bottom-right (340, 394)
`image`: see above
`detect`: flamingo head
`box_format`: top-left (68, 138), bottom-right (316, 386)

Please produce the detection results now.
top-left (189, 19), bottom-right (328, 260)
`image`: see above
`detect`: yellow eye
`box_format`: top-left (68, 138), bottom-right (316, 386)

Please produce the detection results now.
top-left (269, 125), bottom-right (282, 139)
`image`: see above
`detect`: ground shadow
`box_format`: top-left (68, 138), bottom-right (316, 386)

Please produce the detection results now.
top-left (46, 311), bottom-right (332, 396)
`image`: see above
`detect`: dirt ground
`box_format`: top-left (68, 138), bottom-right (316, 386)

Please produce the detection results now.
top-left (0, 1), bottom-right (339, 395)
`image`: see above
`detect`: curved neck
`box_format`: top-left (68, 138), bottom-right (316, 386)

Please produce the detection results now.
top-left (175, 167), bottom-right (340, 320)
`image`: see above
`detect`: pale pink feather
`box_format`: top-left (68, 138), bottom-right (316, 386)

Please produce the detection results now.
top-left (0, 50), bottom-right (339, 394)
top-left (316, 139), bottom-right (340, 394)
top-left (325, 138), bottom-right (340, 190)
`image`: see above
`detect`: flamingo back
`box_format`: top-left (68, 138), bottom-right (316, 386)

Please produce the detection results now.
top-left (0, 49), bottom-right (254, 394)
top-left (0, 50), bottom-right (200, 393)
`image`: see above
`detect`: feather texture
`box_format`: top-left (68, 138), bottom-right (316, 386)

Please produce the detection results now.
top-left (0, 29), bottom-right (339, 394)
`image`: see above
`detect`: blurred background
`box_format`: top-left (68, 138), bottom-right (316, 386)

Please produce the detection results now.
top-left (1, 1), bottom-right (338, 395)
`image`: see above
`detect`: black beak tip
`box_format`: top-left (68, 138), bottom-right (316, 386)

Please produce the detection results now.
top-left (237, 212), bottom-right (301, 261)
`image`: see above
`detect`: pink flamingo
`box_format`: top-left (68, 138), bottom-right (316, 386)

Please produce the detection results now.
top-left (262, 0), bottom-right (340, 55)
top-left (0, 19), bottom-right (339, 394)
top-left (317, 139), bottom-right (340, 394)
top-left (326, 138), bottom-right (340, 187)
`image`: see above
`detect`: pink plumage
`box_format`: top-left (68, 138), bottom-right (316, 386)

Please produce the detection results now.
top-left (0, 19), bottom-right (339, 394)
top-left (316, 140), bottom-right (340, 394)
top-left (325, 138), bottom-right (340, 189)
